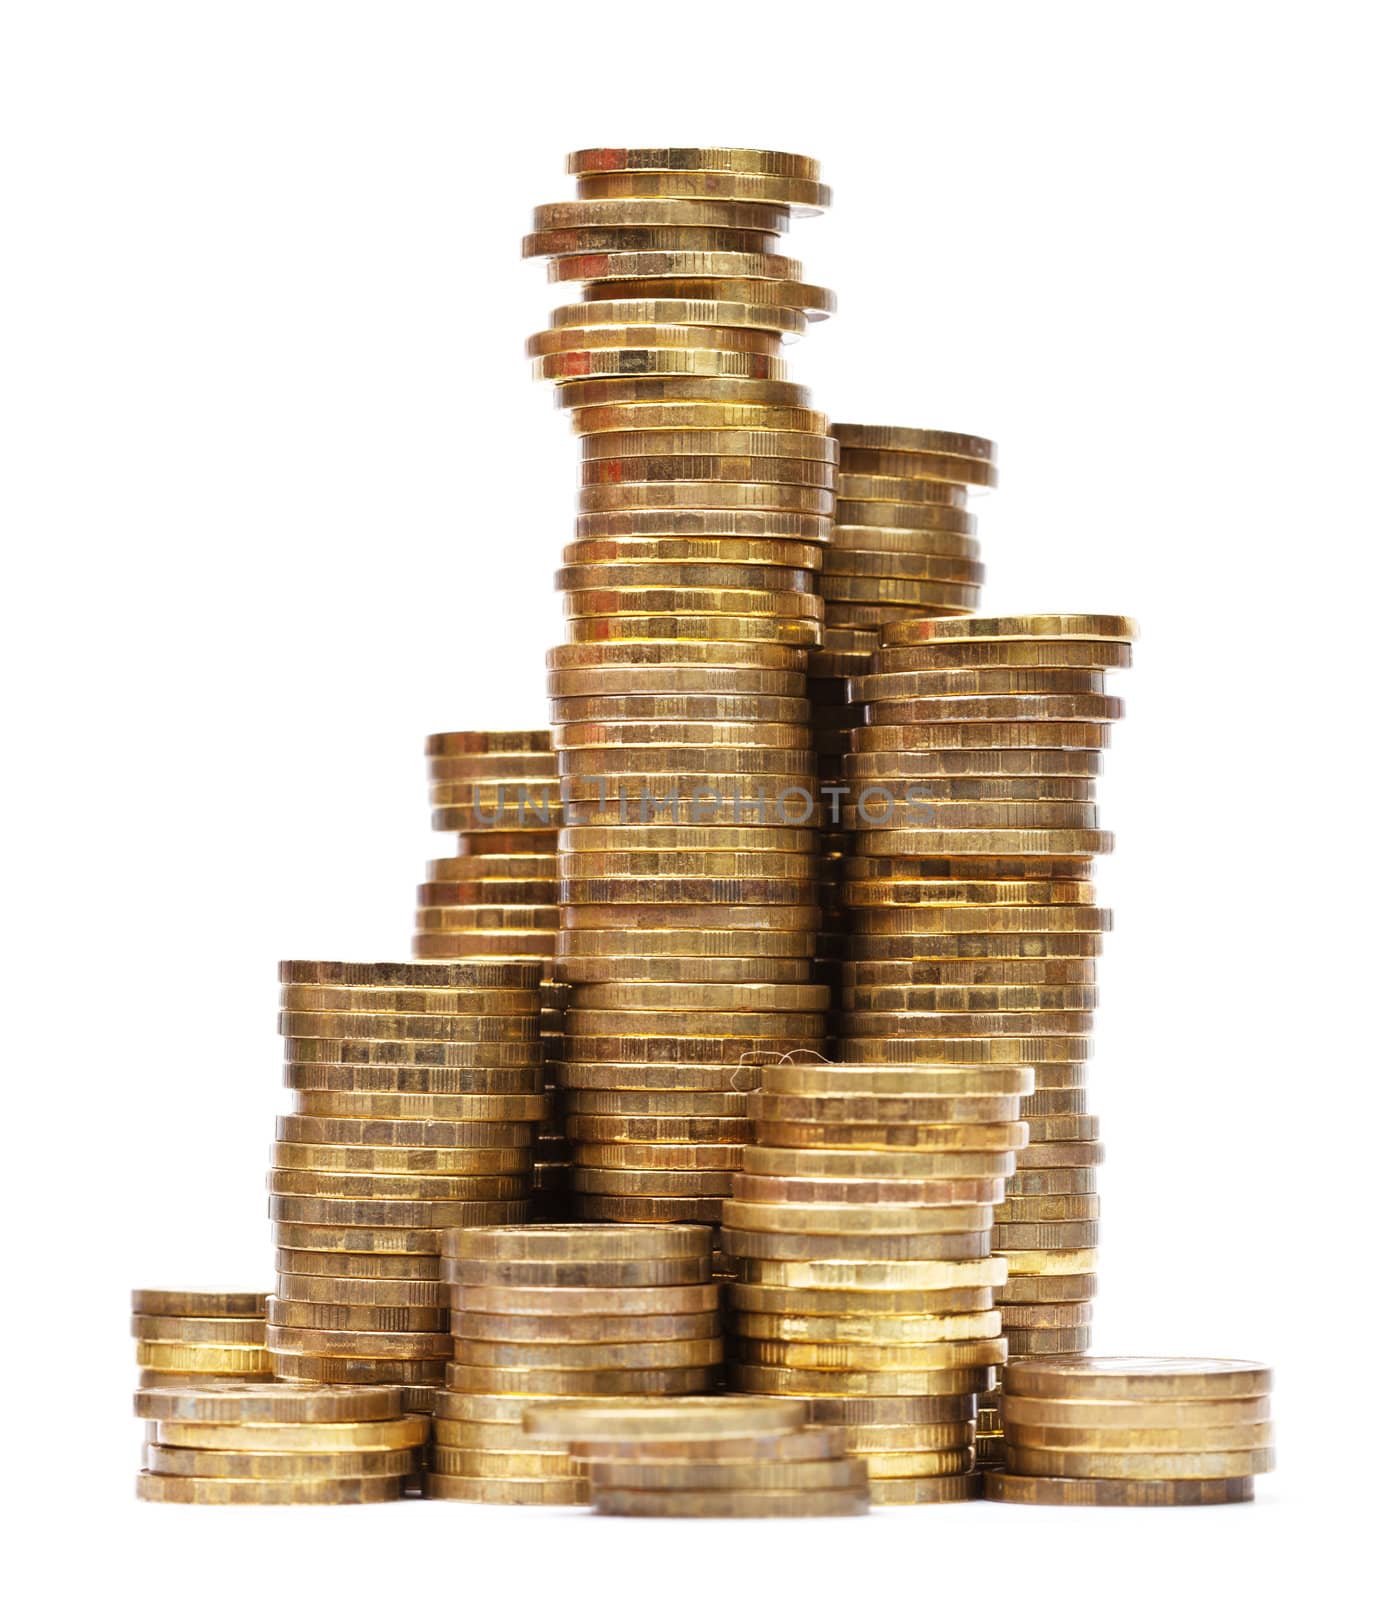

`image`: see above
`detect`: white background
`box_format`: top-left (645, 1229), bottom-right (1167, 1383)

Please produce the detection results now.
top-left (3, 1), bottom-right (1392, 1593)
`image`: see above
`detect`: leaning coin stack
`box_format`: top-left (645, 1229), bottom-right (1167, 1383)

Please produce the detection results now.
top-left (132, 1288), bottom-right (272, 1389)
top-left (526, 148), bottom-right (836, 1227)
top-left (723, 1057), bottom-right (1030, 1505)
top-left (135, 1381), bottom-right (425, 1505)
top-left (985, 1358), bottom-right (1275, 1506)
top-left (841, 615), bottom-right (1135, 1386)
top-left (430, 1223), bottom-right (721, 1504)
top-left (268, 959), bottom-right (545, 1401)
top-left (524, 1395), bottom-right (868, 1518)
top-left (809, 425), bottom-right (995, 1022)
top-left (418, 730), bottom-right (570, 1216)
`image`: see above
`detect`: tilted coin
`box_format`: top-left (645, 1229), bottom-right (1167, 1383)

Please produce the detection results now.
top-left (574, 168), bottom-right (831, 211)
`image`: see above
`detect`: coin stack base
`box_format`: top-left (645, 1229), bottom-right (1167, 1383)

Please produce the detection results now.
top-left (431, 1223), bottom-right (721, 1503)
top-left (985, 1357), bottom-right (1274, 1506)
top-left (526, 1394), bottom-right (868, 1517)
top-left (134, 1381), bottom-right (420, 1504)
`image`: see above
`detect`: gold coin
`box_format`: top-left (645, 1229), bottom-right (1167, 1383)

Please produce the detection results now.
top-left (279, 957), bottom-right (540, 987)
top-left (558, 928), bottom-right (815, 957)
top-left (134, 1383), bottom-right (404, 1425)
top-left (560, 1063), bottom-right (763, 1092)
top-left (855, 669), bottom-right (1109, 701)
top-left (440, 1222), bottom-right (712, 1262)
top-left (130, 1289), bottom-right (268, 1318)
top-left (580, 428), bottom-right (834, 462)
top-left (851, 722), bottom-right (1111, 752)
top-left (558, 847), bottom-right (817, 877)
top-left (840, 984), bottom-right (1098, 1013)
top-left (152, 1415), bottom-right (429, 1450)
top-left (836, 497), bottom-right (972, 532)
top-left (831, 424), bottom-right (994, 461)
top-left (742, 1146), bottom-right (1016, 1181)
top-left (444, 1363), bottom-right (714, 1396)
top-left (1008, 1420), bottom-right (1273, 1452)
top-left (566, 1115), bottom-right (750, 1144)
top-left (569, 1431), bottom-right (839, 1463)
top-left (283, 1065), bottom-right (544, 1098)
top-left (750, 1089), bottom-right (1027, 1123)
top-left (567, 1036), bottom-right (817, 1066)
top-left (267, 1324), bottom-right (451, 1357)
top-left (996, 1196), bottom-right (1100, 1224)
top-left (525, 226), bottom-right (779, 261)
top-left (273, 1249), bottom-right (441, 1282)
top-left (731, 1310), bottom-right (1001, 1343)
top-left (573, 1195), bottom-right (726, 1223)
top-left (568, 1008), bottom-right (823, 1035)
top-left (567, 981), bottom-right (825, 1012)
top-left (802, 1394), bottom-right (976, 1425)
top-left (275, 1272), bottom-right (443, 1307)
top-left (590, 1457), bottom-right (865, 1493)
top-left (1004, 1445), bottom-right (1275, 1479)
top-left (838, 446), bottom-right (996, 487)
top-left (884, 613), bottom-right (1138, 646)
top-left (573, 1141), bottom-right (745, 1170)
top-left (1003, 1168), bottom-right (1098, 1197)
top-left (543, 350), bottom-right (791, 385)
top-left (278, 983), bottom-right (538, 1015)
top-left (558, 961), bottom-right (805, 993)
top-left (758, 1064), bottom-right (1031, 1096)
top-left (560, 546), bottom-right (820, 579)
top-left (538, 200), bottom-right (791, 233)
top-left (442, 1252), bottom-right (714, 1293)
top-left (732, 1174), bottom-right (1003, 1208)
top-left (289, 1091), bottom-right (546, 1122)
top-left (265, 1296), bottom-right (445, 1333)
top-left (430, 1447), bottom-right (580, 1480)
top-left (283, 1036), bottom-right (544, 1067)
top-left (135, 1472), bottom-right (405, 1504)
top-left (573, 481), bottom-right (832, 514)
top-left (568, 1169), bottom-right (734, 1198)
top-left (850, 905), bottom-right (1111, 933)
top-left (864, 694), bottom-right (1121, 726)
top-left (729, 1364), bottom-right (991, 1397)
top-left (999, 1394), bottom-right (1270, 1427)
top-left (271, 1141), bottom-right (529, 1176)
top-left (550, 296), bottom-right (802, 336)
top-left (523, 1393), bottom-right (807, 1442)
top-left (1003, 1357), bottom-right (1272, 1400)
top-left (279, 1012), bottom-right (540, 1044)
top-left (590, 1484), bottom-right (867, 1516)
top-left (551, 248), bottom-right (801, 285)
top-left (575, 168), bottom-right (831, 211)
top-left (722, 1200), bottom-right (996, 1237)
top-left (736, 1255), bottom-right (1005, 1290)
top-left (270, 1222), bottom-right (459, 1254)
top-left (566, 1090), bottom-right (750, 1117)
top-left (143, 1442), bottom-right (417, 1479)
top-left (835, 476), bottom-right (977, 511)
top-left (429, 1418), bottom-right (558, 1447)
top-left (270, 1352), bottom-right (446, 1384)
top-left (866, 1474), bottom-right (980, 1505)
top-left (274, 1115), bottom-right (535, 1150)
top-left (579, 457), bottom-right (832, 489)
top-left (877, 642), bottom-right (1131, 674)
top-left (570, 407), bottom-right (827, 441)
top-left (423, 1472), bottom-right (590, 1504)
top-left (449, 1307), bottom-right (718, 1344)
top-left (563, 615), bottom-right (821, 647)
top-left (722, 1227), bottom-right (993, 1263)
top-left (996, 1249), bottom-right (1100, 1275)
top-left (752, 1121), bottom-right (1026, 1153)
top-left (134, 1342), bottom-right (273, 1375)
top-left (983, 1472), bottom-right (1253, 1507)
top-left (548, 664), bottom-right (808, 701)
top-left (129, 1315), bottom-right (265, 1344)
top-left (557, 373), bottom-right (812, 408)
top-left (447, 1283), bottom-right (719, 1318)
top-left (568, 147), bottom-right (821, 180)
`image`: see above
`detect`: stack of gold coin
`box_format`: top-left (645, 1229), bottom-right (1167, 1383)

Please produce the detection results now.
top-left (985, 1358), bottom-right (1274, 1506)
top-left (135, 1381), bottom-right (425, 1504)
top-left (523, 1395), bottom-right (869, 1517)
top-left (840, 615), bottom-right (1134, 1400)
top-left (430, 1223), bottom-right (720, 1504)
top-left (268, 959), bottom-right (546, 1399)
top-left (722, 1058), bottom-right (1031, 1504)
top-left (526, 149), bottom-right (835, 1226)
top-left (132, 1288), bottom-right (272, 1389)
top-left (808, 425), bottom-right (995, 1027)
top-left (417, 731), bottom-right (570, 1216)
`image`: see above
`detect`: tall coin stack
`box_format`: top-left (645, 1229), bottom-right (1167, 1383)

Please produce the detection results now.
top-left (136, 1381), bottom-right (424, 1505)
top-left (524, 1395), bottom-right (869, 1518)
top-left (839, 613), bottom-right (1134, 1454)
top-left (431, 1223), bottom-right (721, 1504)
top-left (985, 1358), bottom-right (1274, 1507)
top-left (526, 148), bottom-right (836, 1231)
top-left (268, 959), bottom-right (544, 1407)
top-left (418, 730), bottom-right (569, 1216)
top-left (809, 425), bottom-right (994, 1021)
top-left (723, 1057), bottom-right (1029, 1505)
top-left (132, 1288), bottom-right (272, 1390)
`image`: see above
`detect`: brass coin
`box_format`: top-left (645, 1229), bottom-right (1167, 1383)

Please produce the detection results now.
top-left (270, 1353), bottom-right (446, 1385)
top-left (267, 1325), bottom-right (451, 1358)
top-left (590, 1485), bottom-right (867, 1517)
top-left (270, 1222), bottom-right (467, 1253)
top-left (130, 1289), bottom-right (268, 1318)
top-left (567, 148), bottom-right (821, 180)
top-left (152, 1415), bottom-right (429, 1450)
top-left (750, 1090), bottom-right (1027, 1124)
top-left (722, 1227), bottom-right (994, 1262)
top-left (751, 1121), bottom-right (1026, 1153)
top-left (730, 1310), bottom-right (1001, 1343)
top-left (424, 1473), bottom-right (590, 1504)
top-left (567, 981), bottom-right (825, 1012)
top-left (279, 1011), bottom-right (540, 1042)
top-left (566, 1115), bottom-right (751, 1144)
top-left (727, 1283), bottom-right (995, 1316)
top-left (551, 248), bottom-right (802, 284)
top-left (999, 1395), bottom-right (1271, 1428)
top-left (267, 1298), bottom-right (445, 1333)
top-left (1008, 1421), bottom-right (1273, 1452)
top-left (288, 1092), bottom-right (546, 1123)
top-left (526, 228), bottom-right (780, 262)
top-left (759, 1064), bottom-right (1032, 1097)
top-left (135, 1473), bottom-right (405, 1505)
top-left (557, 375), bottom-right (812, 409)
top-left (831, 424), bottom-right (995, 461)
top-left (560, 1064), bottom-right (763, 1093)
top-left (134, 1342), bottom-right (273, 1375)
top-left (982, 1471), bottom-right (1253, 1507)
top-left (1004, 1445), bottom-right (1275, 1479)
top-left (279, 957), bottom-right (540, 987)
top-left (729, 1364), bottom-right (991, 1397)
top-left (133, 1382), bottom-right (402, 1423)
top-left (522, 1393), bottom-right (807, 1439)
top-left (440, 1222), bottom-right (712, 1262)
top-left (722, 1200), bottom-right (996, 1237)
top-left (275, 1115), bottom-right (535, 1149)
top-left (574, 1195), bottom-right (727, 1223)
top-left (273, 1249), bottom-right (442, 1282)
top-left (279, 983), bottom-right (539, 1015)
top-left (801, 1394), bottom-right (976, 1425)
top-left (590, 1458), bottom-right (866, 1491)
top-left (129, 1314), bottom-right (264, 1344)
top-left (548, 292), bottom-right (801, 332)
top-left (447, 1283), bottom-right (719, 1317)
top-left (732, 1174), bottom-right (1004, 1207)
top-left (275, 1272), bottom-right (443, 1307)
top-left (573, 1142), bottom-right (744, 1171)
top-left (271, 1141), bottom-right (530, 1175)
top-left (444, 1363), bottom-right (715, 1395)
top-left (143, 1443), bottom-right (417, 1479)
top-left (580, 428), bottom-right (835, 462)
top-left (574, 168), bottom-right (831, 212)
top-left (731, 1336), bottom-right (1006, 1371)
top-left (742, 1146), bottom-right (1016, 1181)
top-left (567, 1009), bottom-right (823, 1036)
top-left (282, 1036), bottom-right (544, 1067)
top-left (283, 1064), bottom-right (544, 1096)
top-left (537, 198), bottom-right (791, 231)
top-left (867, 1475), bottom-right (981, 1505)
top-left (430, 1446), bottom-right (581, 1477)
top-left (1002, 1357), bottom-right (1272, 1400)
top-left (736, 1257), bottom-right (1005, 1290)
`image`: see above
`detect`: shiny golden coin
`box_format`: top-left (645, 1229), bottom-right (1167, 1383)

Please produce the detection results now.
top-left (270, 1223), bottom-right (474, 1254)
top-left (143, 1443), bottom-right (417, 1479)
top-left (854, 669), bottom-right (1108, 701)
top-left (583, 272), bottom-right (836, 313)
top-left (575, 164), bottom-right (830, 207)
top-left (568, 147), bottom-right (820, 180)
top-left (558, 369), bottom-right (811, 404)
top-left (866, 1475), bottom-right (981, 1505)
top-left (570, 407), bottom-right (827, 443)
top-left (568, 1008), bottom-right (823, 1036)
top-left (567, 1036), bottom-right (818, 1067)
top-left (879, 644), bottom-right (1131, 675)
top-left (574, 1195), bottom-right (726, 1223)
top-left (847, 1447), bottom-right (977, 1478)
top-left (566, 1115), bottom-right (750, 1144)
top-left (997, 1249), bottom-right (1100, 1276)
top-left (289, 1091), bottom-right (546, 1123)
top-left (580, 457), bottom-right (832, 489)
top-left (130, 1289), bottom-right (268, 1318)
top-left (548, 664), bottom-right (809, 702)
top-left (444, 1362), bottom-right (714, 1396)
top-left (590, 1457), bottom-right (865, 1495)
top-left (560, 1064), bottom-right (762, 1094)
top-left (564, 615), bottom-right (821, 648)
top-left (562, 820), bottom-right (815, 851)
top-left (999, 1394), bottom-right (1270, 1428)
top-left (413, 933), bottom-right (558, 959)
top-left (278, 983), bottom-right (538, 1015)
top-left (424, 1473), bottom-right (589, 1504)
top-left (850, 905), bottom-right (1111, 933)
top-left (136, 1472), bottom-right (405, 1505)
top-left (997, 1196), bottom-right (1100, 1224)
top-left (722, 1200), bottom-right (996, 1237)
top-left (279, 957), bottom-right (540, 987)
top-left (130, 1315), bottom-right (265, 1344)
top-left (566, 1090), bottom-right (750, 1117)
top-left (559, 928), bottom-right (815, 959)
top-left (752, 1121), bottom-right (1026, 1154)
top-left (429, 1418), bottom-right (558, 1447)
top-left (1005, 1327), bottom-right (1094, 1355)
top-left (552, 298), bottom-right (803, 339)
top-left (983, 1472), bottom-right (1253, 1507)
top-left (267, 1324), bottom-right (450, 1358)
top-left (266, 1298), bottom-right (445, 1333)
top-left (424, 730), bottom-right (550, 755)
top-left (1008, 1420), bottom-right (1273, 1452)
top-left (573, 489), bottom-right (832, 523)
top-left (152, 1415), bottom-right (428, 1450)
top-left (731, 1309), bottom-right (1001, 1344)
top-left (736, 1255), bottom-right (1005, 1291)
top-left (851, 722), bottom-right (1112, 754)
top-left (270, 1352), bottom-right (446, 1384)
top-left (883, 613), bottom-right (1137, 646)
top-left (433, 1391), bottom-right (549, 1423)
top-left (831, 424), bottom-right (994, 461)
top-left (567, 981), bottom-right (824, 1013)
top-left (750, 1090), bottom-right (1027, 1124)
top-left (134, 1385), bottom-right (402, 1428)
top-left (449, 1307), bottom-right (717, 1343)
top-left (570, 1432), bottom-right (839, 1463)
top-left (275, 1273), bottom-right (442, 1308)
top-left (846, 755), bottom-right (1104, 786)
top-left (523, 1394), bottom-right (807, 1439)
top-left (134, 1342), bottom-right (273, 1375)
top-left (596, 1485), bottom-right (869, 1517)
top-left (430, 1446), bottom-right (581, 1478)
top-left (866, 694), bottom-right (1121, 726)
top-left (1003, 1357), bottom-right (1272, 1400)
top-left (539, 197), bottom-right (791, 231)
top-left (821, 576), bottom-right (980, 610)
top-left (735, 1284), bottom-right (994, 1318)
top-left (722, 1228), bottom-right (993, 1263)
top-left (573, 1141), bottom-right (745, 1171)
top-left (525, 226), bottom-right (779, 261)
top-left (844, 962), bottom-right (1096, 991)
top-left (275, 1116), bottom-right (534, 1150)
top-left (835, 477), bottom-right (977, 512)
top-left (822, 551), bottom-right (985, 586)
top-left (551, 244), bottom-right (798, 280)
top-left (743, 1145), bottom-right (1016, 1181)
top-left (273, 1249), bottom-right (441, 1283)
top-left (543, 350), bottom-right (790, 384)
top-left (283, 1035), bottom-right (546, 1067)
top-left (838, 448), bottom-right (996, 488)
top-left (448, 1285), bottom-right (719, 1321)
top-left (841, 984), bottom-right (1098, 1013)
top-left (732, 1174), bottom-right (1004, 1208)
top-left (730, 1364), bottom-right (990, 1398)
top-left (1005, 1445), bottom-right (1275, 1479)
top-left (282, 1070), bottom-right (544, 1103)
top-left (835, 496), bottom-right (972, 532)
top-left (758, 1064), bottom-right (1032, 1097)
top-left (279, 1013), bottom-right (540, 1044)
top-left (271, 1141), bottom-right (530, 1177)
top-left (581, 426), bottom-right (834, 460)
top-left (440, 1222), bottom-right (712, 1262)
top-left (994, 1219), bottom-right (1102, 1250)
top-left (804, 1394), bottom-right (976, 1425)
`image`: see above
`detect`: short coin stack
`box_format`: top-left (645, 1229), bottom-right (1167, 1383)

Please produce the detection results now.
top-left (418, 730), bottom-right (569, 1216)
top-left (524, 1395), bottom-right (869, 1518)
top-left (985, 1357), bottom-right (1275, 1506)
top-left (841, 615), bottom-right (1135, 1371)
top-left (808, 424), bottom-right (995, 1026)
top-left (723, 1057), bottom-right (1031, 1504)
top-left (268, 959), bottom-right (545, 1400)
top-left (430, 1223), bottom-right (722, 1504)
top-left (136, 1381), bottom-right (425, 1504)
top-left (527, 148), bottom-right (836, 1226)
top-left (132, 1288), bottom-right (272, 1389)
